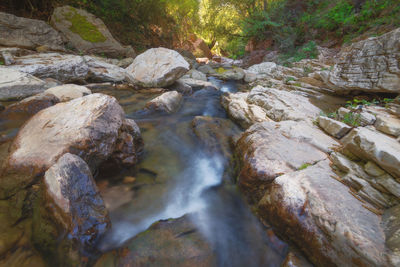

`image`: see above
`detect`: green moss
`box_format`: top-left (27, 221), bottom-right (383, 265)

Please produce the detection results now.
top-left (216, 67), bottom-right (227, 74)
top-left (298, 163), bottom-right (312, 170)
top-left (64, 9), bottom-right (107, 43)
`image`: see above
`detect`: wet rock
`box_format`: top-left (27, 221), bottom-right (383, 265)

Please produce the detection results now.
top-left (0, 11), bottom-right (65, 51)
top-left (198, 64), bottom-right (216, 75)
top-left (342, 127), bottom-right (400, 179)
top-left (192, 116), bottom-right (242, 158)
top-left (145, 91), bottom-right (183, 114)
top-left (247, 86), bottom-right (321, 123)
top-left (126, 48), bottom-right (190, 87)
top-left (94, 216), bottom-right (216, 267)
top-left (236, 121), bottom-right (334, 200)
top-left (178, 78), bottom-right (217, 90)
top-left (0, 93), bottom-right (143, 198)
top-left (281, 252), bottom-right (313, 267)
top-left (323, 27), bottom-right (400, 94)
top-left (259, 159), bottom-right (392, 266)
top-left (34, 153), bottom-right (110, 264)
top-left (318, 116), bottom-right (352, 139)
top-left (0, 67), bottom-right (46, 101)
top-left (44, 84), bottom-right (92, 102)
top-left (51, 6), bottom-right (134, 57)
top-left (168, 80), bottom-right (193, 95)
top-left (0, 93), bottom-right (59, 121)
top-left (221, 92), bottom-right (270, 129)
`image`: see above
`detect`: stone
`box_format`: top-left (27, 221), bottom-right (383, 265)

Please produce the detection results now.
top-left (213, 68), bottom-right (245, 81)
top-left (168, 80), bottom-right (193, 95)
top-left (247, 86), bottom-right (321, 123)
top-left (191, 38), bottom-right (213, 59)
top-left (375, 114), bottom-right (400, 137)
top-left (0, 94), bottom-right (143, 198)
top-left (221, 92), bottom-right (270, 129)
top-left (318, 116), bottom-right (352, 139)
top-left (259, 159), bottom-right (392, 266)
top-left (145, 91), bottom-right (183, 114)
top-left (178, 78), bottom-right (218, 90)
top-left (364, 161), bottom-right (387, 177)
top-left (323, 27), bottom-right (400, 94)
top-left (95, 216), bottom-right (216, 267)
top-left (0, 67), bottom-right (46, 101)
top-left (1, 51), bottom-right (15, 65)
top-left (198, 64), bottom-right (216, 75)
top-left (51, 6), bottom-right (133, 57)
top-left (0, 93), bottom-right (59, 121)
top-left (37, 153), bottom-right (110, 263)
top-left (236, 121), bottom-right (331, 200)
top-left (342, 127), bottom-right (400, 179)
top-left (9, 53), bottom-right (126, 83)
top-left (0, 11), bottom-right (65, 51)
top-left (126, 48), bottom-right (189, 87)
top-left (44, 84), bottom-right (91, 102)
top-left (183, 69), bottom-right (207, 81)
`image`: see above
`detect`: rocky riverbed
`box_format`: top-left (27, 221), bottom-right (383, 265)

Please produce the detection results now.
top-left (0, 6), bottom-right (400, 267)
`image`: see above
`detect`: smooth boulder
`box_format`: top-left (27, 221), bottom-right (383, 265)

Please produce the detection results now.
top-left (51, 6), bottom-right (134, 57)
top-left (145, 91), bottom-right (183, 114)
top-left (44, 84), bottom-right (92, 102)
top-left (126, 48), bottom-right (190, 87)
top-left (0, 11), bottom-right (64, 51)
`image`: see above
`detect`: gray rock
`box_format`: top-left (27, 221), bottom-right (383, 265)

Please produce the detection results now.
top-left (44, 84), bottom-right (91, 102)
top-left (126, 48), bottom-right (189, 87)
top-left (182, 69), bottom-right (207, 81)
top-left (178, 78), bottom-right (217, 90)
top-left (0, 11), bottom-right (65, 51)
top-left (145, 91), bottom-right (183, 114)
top-left (213, 68), bottom-right (245, 80)
top-left (0, 67), bottom-right (46, 101)
top-left (168, 80), bottom-right (193, 95)
top-left (318, 116), bottom-right (352, 139)
top-left (323, 27), bottom-right (400, 94)
top-left (51, 6), bottom-right (134, 57)
top-left (197, 64), bottom-right (215, 75)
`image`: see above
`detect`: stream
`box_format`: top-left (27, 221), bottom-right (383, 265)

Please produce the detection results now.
top-left (93, 78), bottom-right (288, 266)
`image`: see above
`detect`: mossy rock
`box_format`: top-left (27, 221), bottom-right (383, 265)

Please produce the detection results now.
top-left (64, 8), bottom-right (106, 43)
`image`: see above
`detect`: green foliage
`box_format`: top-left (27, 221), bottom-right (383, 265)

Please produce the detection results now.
top-left (285, 76), bottom-right (296, 84)
top-left (320, 111), bottom-right (338, 119)
top-left (279, 41), bottom-right (318, 66)
top-left (298, 163), bottom-right (312, 170)
top-left (65, 8), bottom-right (106, 43)
top-left (342, 112), bottom-right (361, 127)
top-left (345, 98), bottom-right (379, 108)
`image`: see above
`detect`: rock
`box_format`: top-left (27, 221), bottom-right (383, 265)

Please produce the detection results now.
top-left (0, 93), bottom-right (59, 121)
top-left (0, 11), bottom-right (65, 51)
top-left (318, 116), bottom-right (352, 139)
top-left (375, 114), bottom-right (400, 137)
top-left (247, 86), bottom-right (321, 123)
top-left (383, 204), bottom-right (400, 264)
top-left (126, 48), bottom-right (189, 87)
top-left (221, 92), bottom-right (270, 129)
top-left (342, 127), bottom-right (400, 179)
top-left (198, 64), bottom-right (216, 75)
top-left (183, 69), bottom-right (207, 81)
top-left (236, 121), bottom-right (335, 200)
top-left (191, 38), bottom-right (213, 59)
top-left (213, 67), bottom-right (245, 81)
top-left (168, 80), bottom-right (193, 95)
top-left (1, 51), bottom-right (15, 65)
top-left (51, 6), bottom-right (133, 57)
top-left (9, 53), bottom-right (126, 83)
top-left (94, 216), bottom-right (216, 267)
top-left (35, 153), bottom-right (110, 263)
top-left (262, 51), bottom-right (279, 63)
top-left (0, 67), bottom-right (47, 101)
top-left (241, 50), bottom-right (269, 68)
top-left (323, 27), bottom-right (400, 94)
top-left (281, 252), bottom-right (313, 267)
top-left (259, 159), bottom-right (393, 266)
top-left (44, 84), bottom-right (91, 102)
top-left (192, 116), bottom-right (242, 158)
top-left (145, 91), bottom-right (183, 114)
top-left (0, 94), bottom-right (143, 198)
top-left (178, 78), bottom-right (217, 90)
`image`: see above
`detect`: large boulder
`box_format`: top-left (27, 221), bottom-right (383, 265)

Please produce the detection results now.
top-left (323, 27), bottom-right (400, 94)
top-left (34, 153), bottom-right (110, 265)
top-left (51, 6), bottom-right (134, 57)
top-left (0, 93), bottom-right (143, 198)
top-left (95, 216), bottom-right (216, 267)
top-left (126, 48), bottom-right (190, 87)
top-left (8, 53), bottom-right (126, 83)
top-left (236, 121), bottom-right (337, 200)
top-left (0, 12), bottom-right (64, 51)
top-left (0, 67), bottom-right (47, 101)
top-left (259, 159), bottom-right (396, 266)
top-left (44, 84), bottom-right (91, 102)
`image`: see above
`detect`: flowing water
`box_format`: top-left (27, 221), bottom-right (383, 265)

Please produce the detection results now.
top-left (94, 79), bottom-right (288, 266)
